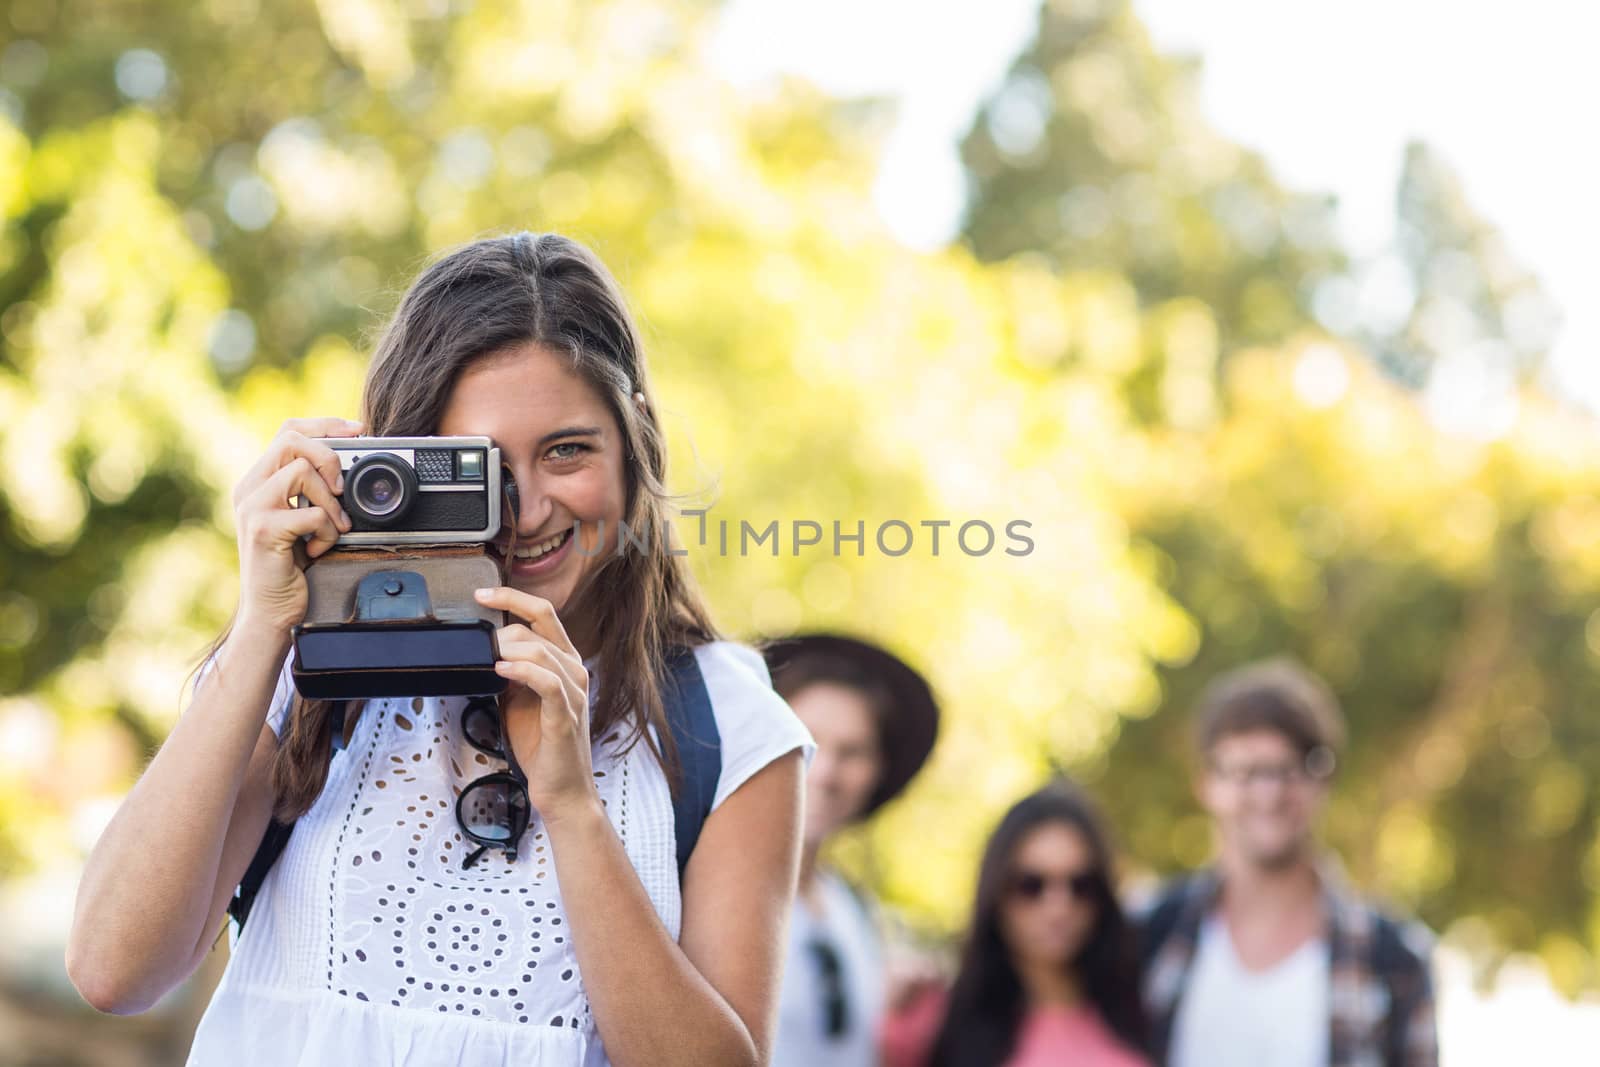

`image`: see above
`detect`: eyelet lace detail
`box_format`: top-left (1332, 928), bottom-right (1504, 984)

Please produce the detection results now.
top-left (326, 696), bottom-right (628, 1026)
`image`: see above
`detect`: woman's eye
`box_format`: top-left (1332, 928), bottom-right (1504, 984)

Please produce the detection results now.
top-left (546, 442), bottom-right (589, 461)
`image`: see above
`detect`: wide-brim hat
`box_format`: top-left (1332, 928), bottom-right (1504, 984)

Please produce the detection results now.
top-left (761, 632), bottom-right (940, 819)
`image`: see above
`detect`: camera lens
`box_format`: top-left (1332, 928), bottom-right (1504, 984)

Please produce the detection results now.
top-left (345, 453), bottom-right (418, 527)
top-left (353, 465), bottom-right (404, 516)
top-left (362, 472), bottom-right (399, 511)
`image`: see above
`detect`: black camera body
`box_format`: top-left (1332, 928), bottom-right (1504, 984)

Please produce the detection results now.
top-left (325, 435), bottom-right (504, 544)
top-left (291, 435), bottom-right (512, 701)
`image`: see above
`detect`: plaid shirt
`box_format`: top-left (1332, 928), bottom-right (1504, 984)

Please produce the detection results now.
top-left (1135, 863), bottom-right (1438, 1067)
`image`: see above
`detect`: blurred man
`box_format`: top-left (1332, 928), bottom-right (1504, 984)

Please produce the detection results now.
top-left (1136, 659), bottom-right (1437, 1067)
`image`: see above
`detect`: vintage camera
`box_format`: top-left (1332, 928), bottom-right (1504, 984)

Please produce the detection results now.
top-left (327, 436), bottom-right (506, 544)
top-left (290, 435), bottom-right (516, 701)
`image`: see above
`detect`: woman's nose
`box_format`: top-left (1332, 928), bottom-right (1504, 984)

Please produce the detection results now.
top-left (505, 466), bottom-right (548, 533)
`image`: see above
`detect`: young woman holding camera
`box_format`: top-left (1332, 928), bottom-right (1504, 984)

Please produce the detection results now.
top-left (67, 233), bottom-right (814, 1066)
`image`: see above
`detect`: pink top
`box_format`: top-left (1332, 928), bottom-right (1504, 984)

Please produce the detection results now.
top-left (881, 988), bottom-right (1148, 1067)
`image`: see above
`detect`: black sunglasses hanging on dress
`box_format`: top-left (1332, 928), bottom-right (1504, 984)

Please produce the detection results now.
top-left (455, 695), bottom-right (532, 868)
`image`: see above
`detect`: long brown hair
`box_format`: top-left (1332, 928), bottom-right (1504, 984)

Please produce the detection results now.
top-left (203, 232), bottom-right (719, 819)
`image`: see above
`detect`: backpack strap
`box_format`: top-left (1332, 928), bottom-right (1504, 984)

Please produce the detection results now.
top-left (227, 817), bottom-right (294, 931)
top-left (661, 645), bottom-right (722, 881)
top-left (228, 699), bottom-right (348, 934)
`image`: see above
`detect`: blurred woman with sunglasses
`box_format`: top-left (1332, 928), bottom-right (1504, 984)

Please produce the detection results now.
top-left (882, 779), bottom-right (1148, 1067)
top-left (68, 233), bottom-right (814, 1067)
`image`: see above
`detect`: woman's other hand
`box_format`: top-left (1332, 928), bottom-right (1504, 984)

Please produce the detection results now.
top-left (474, 585), bottom-right (597, 823)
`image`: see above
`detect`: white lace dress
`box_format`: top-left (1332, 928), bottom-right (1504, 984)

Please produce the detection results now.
top-left (185, 640), bottom-right (814, 1066)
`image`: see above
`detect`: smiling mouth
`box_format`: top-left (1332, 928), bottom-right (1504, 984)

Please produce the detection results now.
top-left (512, 527), bottom-right (574, 562)
top-left (494, 526), bottom-right (576, 562)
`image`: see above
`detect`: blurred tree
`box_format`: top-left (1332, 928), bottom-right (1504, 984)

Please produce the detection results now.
top-left (0, 11), bottom-right (1596, 1064)
top-left (0, 0), bottom-right (1169, 983)
top-left (959, 0), bottom-right (1345, 362)
top-left (956, 0), bottom-right (1599, 994)
top-left (1365, 140), bottom-right (1562, 393)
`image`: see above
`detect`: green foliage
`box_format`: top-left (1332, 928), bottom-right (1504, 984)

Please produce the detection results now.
top-left (0, 0), bottom-right (1594, 1002)
top-left (960, 0), bottom-right (1344, 352)
top-left (0, 1), bottom-right (1168, 923)
top-left (959, 0), bottom-right (1598, 993)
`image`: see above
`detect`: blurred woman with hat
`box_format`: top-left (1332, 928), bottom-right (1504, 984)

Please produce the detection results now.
top-left (762, 633), bottom-right (940, 1067)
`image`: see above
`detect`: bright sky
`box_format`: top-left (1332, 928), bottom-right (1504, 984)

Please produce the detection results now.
top-left (710, 0), bottom-right (1600, 411)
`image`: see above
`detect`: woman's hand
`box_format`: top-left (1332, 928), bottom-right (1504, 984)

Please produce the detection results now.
top-left (474, 586), bottom-right (598, 823)
top-left (232, 417), bottom-right (362, 635)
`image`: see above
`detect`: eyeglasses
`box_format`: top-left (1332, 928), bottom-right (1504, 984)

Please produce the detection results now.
top-left (1008, 868), bottom-right (1100, 903)
top-left (455, 695), bottom-right (531, 869)
top-left (806, 938), bottom-right (850, 1039)
top-left (1209, 747), bottom-right (1335, 789)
